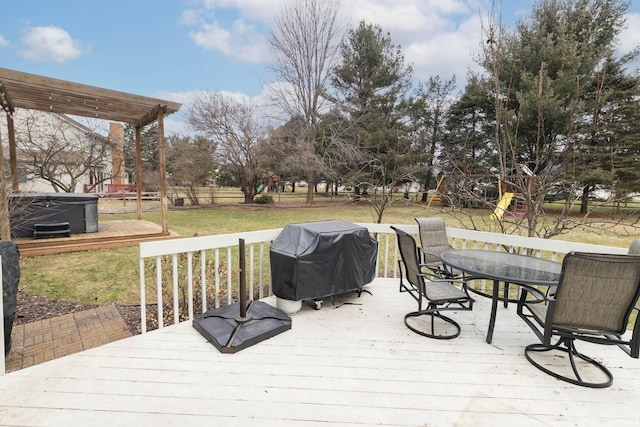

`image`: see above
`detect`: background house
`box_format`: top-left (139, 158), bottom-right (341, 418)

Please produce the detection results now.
top-left (1, 110), bottom-right (125, 193)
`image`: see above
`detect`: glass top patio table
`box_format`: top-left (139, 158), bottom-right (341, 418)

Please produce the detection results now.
top-left (440, 249), bottom-right (562, 343)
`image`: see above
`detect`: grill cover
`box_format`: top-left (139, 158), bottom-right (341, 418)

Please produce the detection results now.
top-left (270, 221), bottom-right (378, 301)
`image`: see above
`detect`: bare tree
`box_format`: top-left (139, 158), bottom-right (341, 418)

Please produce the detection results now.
top-left (266, 0), bottom-right (344, 204)
top-left (13, 110), bottom-right (116, 193)
top-left (188, 93), bottom-right (267, 203)
top-left (166, 135), bottom-right (216, 206)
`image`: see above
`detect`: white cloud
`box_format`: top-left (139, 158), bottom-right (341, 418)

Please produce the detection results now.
top-left (179, 0), bottom-right (496, 98)
top-left (340, 1), bottom-right (488, 88)
top-left (617, 13), bottom-right (640, 74)
top-left (183, 0), bottom-right (488, 79)
top-left (154, 89), bottom-right (259, 112)
top-left (19, 25), bottom-right (88, 63)
top-left (405, 14), bottom-right (485, 84)
top-left (154, 87), bottom-right (280, 134)
top-left (619, 13), bottom-right (640, 56)
top-left (0, 35), bottom-right (9, 48)
top-left (188, 18), bottom-right (267, 63)
top-left (343, 0), bottom-right (472, 31)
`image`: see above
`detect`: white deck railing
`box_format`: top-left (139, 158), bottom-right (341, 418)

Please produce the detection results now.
top-left (137, 223), bottom-right (628, 333)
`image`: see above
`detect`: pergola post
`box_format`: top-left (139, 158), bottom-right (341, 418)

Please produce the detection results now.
top-left (157, 109), bottom-right (169, 234)
top-left (135, 126), bottom-right (143, 221)
top-left (7, 115), bottom-right (18, 192)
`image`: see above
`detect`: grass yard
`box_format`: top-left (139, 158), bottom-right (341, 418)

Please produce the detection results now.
top-left (17, 196), bottom-right (640, 306)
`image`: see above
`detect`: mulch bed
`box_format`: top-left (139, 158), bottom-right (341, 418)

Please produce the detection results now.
top-left (12, 288), bottom-right (252, 336)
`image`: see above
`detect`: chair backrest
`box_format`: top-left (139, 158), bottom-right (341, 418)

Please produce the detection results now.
top-left (629, 238), bottom-right (640, 255)
top-left (415, 217), bottom-right (450, 264)
top-left (391, 226), bottom-right (424, 290)
top-left (550, 252), bottom-right (640, 335)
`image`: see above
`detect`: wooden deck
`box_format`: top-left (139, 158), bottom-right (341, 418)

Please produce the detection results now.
top-left (0, 278), bottom-right (638, 426)
top-left (14, 219), bottom-right (180, 256)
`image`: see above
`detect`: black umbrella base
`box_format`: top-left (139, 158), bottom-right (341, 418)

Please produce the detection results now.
top-left (193, 300), bottom-right (292, 354)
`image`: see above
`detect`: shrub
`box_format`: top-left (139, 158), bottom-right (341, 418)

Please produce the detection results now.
top-left (254, 194), bottom-right (274, 204)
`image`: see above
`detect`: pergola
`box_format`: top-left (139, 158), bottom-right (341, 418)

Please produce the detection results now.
top-left (0, 67), bottom-right (182, 240)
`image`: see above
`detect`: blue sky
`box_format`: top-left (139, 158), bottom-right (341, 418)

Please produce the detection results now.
top-left (1, 0), bottom-right (639, 134)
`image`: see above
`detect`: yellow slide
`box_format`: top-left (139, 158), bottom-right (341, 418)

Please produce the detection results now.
top-left (490, 192), bottom-right (514, 220)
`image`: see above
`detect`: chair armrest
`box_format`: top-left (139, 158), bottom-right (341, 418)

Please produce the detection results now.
top-left (519, 284), bottom-right (551, 304)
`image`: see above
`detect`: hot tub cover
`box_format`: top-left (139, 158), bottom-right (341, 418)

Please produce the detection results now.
top-left (9, 192), bottom-right (99, 237)
top-left (270, 220), bottom-right (378, 301)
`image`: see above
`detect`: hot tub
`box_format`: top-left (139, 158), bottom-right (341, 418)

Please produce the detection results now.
top-left (9, 192), bottom-right (99, 238)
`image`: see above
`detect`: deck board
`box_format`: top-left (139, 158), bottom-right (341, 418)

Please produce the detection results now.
top-left (0, 278), bottom-right (638, 426)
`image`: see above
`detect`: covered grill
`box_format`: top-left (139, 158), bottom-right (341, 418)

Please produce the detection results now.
top-left (270, 221), bottom-right (378, 302)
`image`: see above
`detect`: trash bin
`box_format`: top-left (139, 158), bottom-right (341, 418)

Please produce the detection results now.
top-left (1, 241), bottom-right (20, 355)
top-left (270, 221), bottom-right (378, 303)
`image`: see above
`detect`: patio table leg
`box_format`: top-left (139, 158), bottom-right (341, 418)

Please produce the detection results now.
top-left (503, 282), bottom-right (510, 308)
top-left (487, 279), bottom-right (499, 343)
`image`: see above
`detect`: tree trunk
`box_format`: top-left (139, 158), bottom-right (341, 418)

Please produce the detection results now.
top-left (580, 184), bottom-right (590, 214)
top-left (306, 171), bottom-right (315, 204)
top-left (420, 172), bottom-right (433, 202)
top-left (306, 184), bottom-right (314, 204)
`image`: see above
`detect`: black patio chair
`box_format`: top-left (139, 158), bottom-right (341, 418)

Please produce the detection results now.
top-left (517, 251), bottom-right (640, 388)
top-left (392, 226), bottom-right (473, 339)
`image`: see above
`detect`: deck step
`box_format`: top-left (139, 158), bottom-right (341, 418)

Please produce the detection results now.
top-left (14, 220), bottom-right (181, 257)
top-left (18, 233), bottom-right (180, 257)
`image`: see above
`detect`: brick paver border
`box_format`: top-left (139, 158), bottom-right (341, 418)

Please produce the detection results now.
top-left (5, 305), bottom-right (133, 373)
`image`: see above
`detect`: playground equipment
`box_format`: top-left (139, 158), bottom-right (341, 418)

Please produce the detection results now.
top-left (426, 177), bottom-right (446, 208)
top-left (490, 191), bottom-right (527, 220)
top-left (490, 192), bottom-right (514, 220)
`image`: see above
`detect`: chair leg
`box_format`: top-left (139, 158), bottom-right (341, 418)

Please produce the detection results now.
top-left (524, 337), bottom-right (614, 388)
top-left (404, 309), bottom-right (461, 340)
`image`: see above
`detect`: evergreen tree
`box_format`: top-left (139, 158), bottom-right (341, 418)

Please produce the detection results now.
top-left (441, 73), bottom-right (498, 207)
top-left (331, 21), bottom-right (414, 221)
top-left (578, 51), bottom-right (640, 212)
top-left (403, 75), bottom-right (457, 201)
top-left (479, 0), bottom-right (635, 236)
top-left (123, 123), bottom-right (159, 173)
